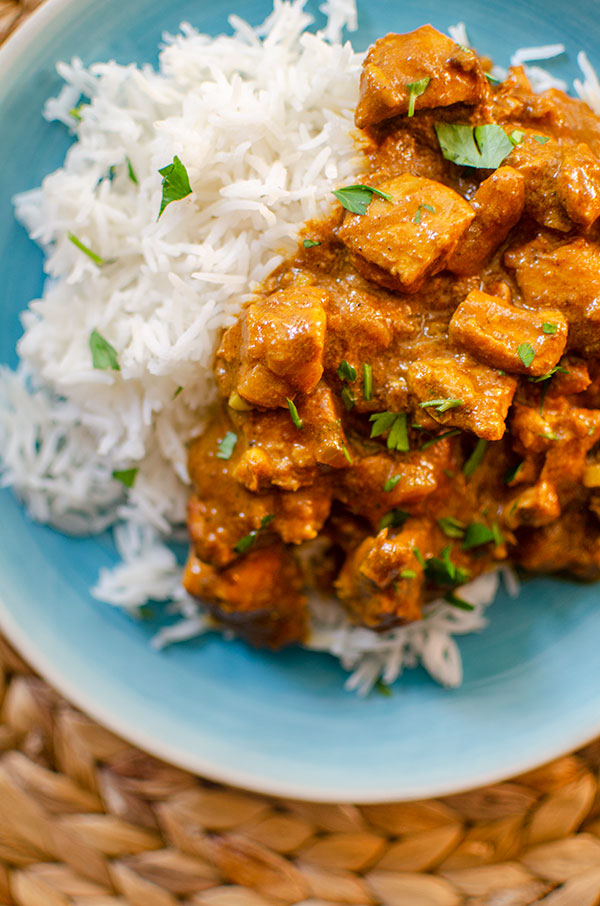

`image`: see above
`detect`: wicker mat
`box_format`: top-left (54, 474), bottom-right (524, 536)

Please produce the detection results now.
top-left (3, 3), bottom-right (600, 904)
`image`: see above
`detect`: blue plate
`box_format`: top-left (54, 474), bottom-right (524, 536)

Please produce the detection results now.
top-left (1, 0), bottom-right (599, 802)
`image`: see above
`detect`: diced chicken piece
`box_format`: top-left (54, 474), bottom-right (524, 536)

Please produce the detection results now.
top-left (406, 353), bottom-right (517, 440)
top-left (355, 26), bottom-right (489, 128)
top-left (507, 135), bottom-right (600, 232)
top-left (557, 143), bottom-right (600, 228)
top-left (274, 477), bottom-right (333, 545)
top-left (505, 235), bottom-right (600, 355)
top-left (183, 546), bottom-right (307, 649)
top-left (447, 167), bottom-right (525, 275)
top-left (449, 289), bottom-right (568, 376)
top-left (515, 508), bottom-right (600, 580)
top-left (335, 440), bottom-right (455, 529)
top-left (507, 480), bottom-right (561, 528)
top-left (335, 521), bottom-right (432, 629)
top-left (338, 175), bottom-right (474, 293)
top-left (233, 382), bottom-right (349, 493)
top-left (216, 284), bottom-right (328, 408)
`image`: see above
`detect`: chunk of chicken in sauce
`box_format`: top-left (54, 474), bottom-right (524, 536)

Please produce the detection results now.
top-left (185, 24), bottom-right (600, 648)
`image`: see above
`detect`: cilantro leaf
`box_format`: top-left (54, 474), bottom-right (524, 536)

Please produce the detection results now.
top-left (445, 591), bottom-right (475, 611)
top-left (112, 468), bottom-right (138, 488)
top-left (419, 428), bottom-right (461, 451)
top-left (400, 569), bottom-right (417, 579)
top-left (419, 397), bottom-right (464, 414)
top-left (413, 203), bottom-right (435, 224)
top-left (286, 397), bottom-right (303, 429)
top-left (216, 431), bottom-right (237, 460)
top-left (303, 238), bottom-right (321, 248)
top-left (337, 360), bottom-right (357, 382)
top-left (387, 413), bottom-right (410, 452)
top-left (332, 184), bottom-right (393, 215)
top-left (463, 438), bottom-right (488, 477)
top-left (462, 522), bottom-right (496, 550)
top-left (369, 412), bottom-right (397, 437)
top-left (438, 516), bottom-right (466, 539)
top-left (379, 508), bottom-right (409, 531)
top-left (424, 546), bottom-right (470, 587)
top-left (534, 134), bottom-right (550, 144)
top-left (341, 442), bottom-right (353, 464)
top-left (341, 386), bottom-right (355, 411)
top-left (127, 157), bottom-right (138, 185)
top-left (68, 232), bottom-right (104, 266)
top-left (504, 461), bottom-right (523, 485)
top-left (517, 342), bottom-right (536, 368)
top-left (157, 155), bottom-right (192, 220)
top-left (363, 363), bottom-right (373, 401)
top-left (542, 322), bottom-right (557, 335)
top-left (89, 329), bottom-right (120, 371)
top-left (384, 475), bottom-right (401, 492)
top-left (434, 122), bottom-right (514, 169)
top-left (406, 76), bottom-right (431, 117)
top-left (234, 514), bottom-right (275, 555)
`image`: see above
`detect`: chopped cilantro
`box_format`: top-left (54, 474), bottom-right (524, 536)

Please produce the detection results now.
top-left (438, 516), bottom-right (466, 539)
top-left (374, 679), bottom-right (392, 697)
top-left (341, 386), bottom-right (355, 411)
top-left (384, 475), bottom-right (401, 492)
top-left (112, 468), bottom-right (138, 489)
top-left (173, 385), bottom-right (183, 399)
top-left (413, 203), bottom-right (436, 224)
top-left (341, 442), bottom-right (353, 464)
top-left (413, 547), bottom-right (426, 568)
top-left (234, 514), bottom-right (275, 554)
top-left (509, 129), bottom-right (524, 145)
top-left (286, 397), bottom-right (303, 429)
top-left (406, 76), bottom-right (431, 117)
top-left (424, 546), bottom-right (470, 587)
top-left (303, 238), bottom-right (321, 248)
top-left (369, 412), bottom-right (410, 452)
top-left (127, 157), bottom-right (138, 185)
top-left (216, 431), bottom-right (237, 460)
top-left (534, 134), bottom-right (550, 144)
top-left (517, 342), bottom-right (536, 368)
top-left (463, 438), bottom-right (488, 477)
top-left (530, 364), bottom-right (569, 383)
top-left (504, 461), bottom-right (523, 485)
top-left (445, 591), bottom-right (475, 611)
top-left (486, 72), bottom-right (502, 86)
top-left (434, 122), bottom-right (514, 169)
top-left (337, 359), bottom-right (357, 382)
top-left (542, 322), bottom-right (558, 335)
top-left (332, 184), bottom-right (393, 215)
top-left (363, 363), bottom-right (373, 401)
top-left (89, 329), bottom-right (120, 371)
top-left (539, 430), bottom-right (559, 440)
top-left (157, 155), bottom-right (192, 220)
top-left (420, 428), bottom-right (461, 450)
top-left (462, 522), bottom-right (496, 550)
top-left (68, 232), bottom-right (104, 266)
top-left (419, 397), bottom-right (464, 414)
top-left (379, 508), bottom-right (409, 531)
top-left (69, 104), bottom-right (85, 122)
top-left (400, 569), bottom-right (417, 579)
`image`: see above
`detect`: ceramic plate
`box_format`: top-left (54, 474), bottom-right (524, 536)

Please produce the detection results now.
top-left (1, 0), bottom-right (599, 803)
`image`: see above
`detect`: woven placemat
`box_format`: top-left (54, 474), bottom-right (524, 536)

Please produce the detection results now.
top-left (3, 3), bottom-right (600, 904)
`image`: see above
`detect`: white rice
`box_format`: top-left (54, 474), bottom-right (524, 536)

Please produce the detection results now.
top-left (0, 4), bottom-right (595, 692)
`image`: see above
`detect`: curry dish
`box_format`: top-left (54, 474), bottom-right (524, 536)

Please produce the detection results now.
top-left (183, 26), bottom-right (600, 648)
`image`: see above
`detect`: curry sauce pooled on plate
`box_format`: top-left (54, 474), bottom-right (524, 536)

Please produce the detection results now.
top-left (183, 25), bottom-right (600, 648)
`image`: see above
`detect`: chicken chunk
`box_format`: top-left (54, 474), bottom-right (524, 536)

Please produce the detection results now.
top-left (216, 284), bottom-right (328, 408)
top-left (183, 546), bottom-right (307, 648)
top-left (338, 174), bottom-right (474, 293)
top-left (406, 353), bottom-right (517, 440)
top-left (447, 167), bottom-right (525, 275)
top-left (505, 235), bottom-right (600, 355)
top-left (449, 289), bottom-right (568, 376)
top-left (557, 142), bottom-right (600, 228)
top-left (355, 26), bottom-right (489, 128)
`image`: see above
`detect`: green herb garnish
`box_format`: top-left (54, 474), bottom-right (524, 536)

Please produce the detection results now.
top-left (406, 76), bottom-right (431, 117)
top-left (413, 202), bottom-right (435, 224)
top-left (400, 569), bottom-right (417, 579)
top-left (157, 155), bottom-right (192, 220)
top-left (379, 508), bottom-right (409, 531)
top-left (445, 591), bottom-right (475, 611)
top-left (89, 329), bottom-right (120, 371)
top-left (462, 522), bottom-right (496, 550)
top-left (530, 364), bottom-right (569, 383)
top-left (504, 461), bottom-right (523, 484)
top-left (127, 157), bottom-right (138, 185)
top-left (434, 122), bottom-right (514, 169)
top-left (216, 431), bottom-right (237, 460)
top-left (303, 238), bottom-right (321, 248)
top-left (463, 438), bottom-right (488, 477)
top-left (486, 72), bottom-right (502, 86)
top-left (542, 322), bottom-right (558, 335)
top-left (420, 397), bottom-right (464, 414)
top-left (370, 412), bottom-right (410, 452)
top-left (112, 468), bottom-right (138, 488)
top-left (420, 428), bottom-right (461, 450)
top-left (539, 430), bottom-right (559, 440)
top-left (509, 129), bottom-right (524, 145)
top-left (438, 516), bottom-right (466, 539)
top-left (341, 442), bottom-right (353, 464)
top-left (424, 546), bottom-right (470, 587)
top-left (68, 232), bottom-right (104, 266)
top-left (384, 475), bottom-right (401, 492)
top-left (332, 184), bottom-right (393, 215)
top-left (374, 679), bottom-right (392, 697)
top-left (286, 397), bottom-right (303, 429)
top-left (363, 363), bottom-right (373, 401)
top-left (341, 386), bottom-right (355, 411)
top-left (534, 134), bottom-right (550, 144)
top-left (173, 385), bottom-right (183, 399)
top-left (234, 514), bottom-right (275, 554)
top-left (337, 360), bottom-right (357, 382)
top-left (517, 342), bottom-right (535, 368)
top-left (69, 104), bottom-right (85, 122)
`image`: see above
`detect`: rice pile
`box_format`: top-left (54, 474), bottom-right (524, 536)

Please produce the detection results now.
top-left (0, 2), bottom-right (593, 691)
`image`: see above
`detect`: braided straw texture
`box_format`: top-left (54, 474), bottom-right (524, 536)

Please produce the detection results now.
top-left (3, 2), bottom-right (600, 904)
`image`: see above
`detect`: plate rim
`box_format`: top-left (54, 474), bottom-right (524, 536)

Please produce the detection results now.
top-left (2, 0), bottom-right (600, 804)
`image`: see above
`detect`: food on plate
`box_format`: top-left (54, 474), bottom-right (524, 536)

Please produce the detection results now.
top-left (3, 1), bottom-right (600, 690)
top-left (183, 24), bottom-right (600, 650)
